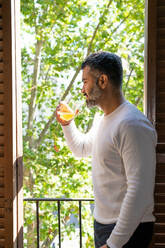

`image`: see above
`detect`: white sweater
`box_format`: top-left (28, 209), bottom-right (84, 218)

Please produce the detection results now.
top-left (62, 101), bottom-right (157, 248)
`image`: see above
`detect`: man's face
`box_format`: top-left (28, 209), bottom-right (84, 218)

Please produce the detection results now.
top-left (81, 66), bottom-right (102, 108)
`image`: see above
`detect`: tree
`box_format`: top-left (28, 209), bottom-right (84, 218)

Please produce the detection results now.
top-left (21, 0), bottom-right (145, 246)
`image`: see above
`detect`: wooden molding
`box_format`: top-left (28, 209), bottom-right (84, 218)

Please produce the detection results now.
top-left (144, 0), bottom-right (157, 126)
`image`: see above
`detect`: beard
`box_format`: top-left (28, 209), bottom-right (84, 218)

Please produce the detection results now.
top-left (86, 83), bottom-right (102, 109)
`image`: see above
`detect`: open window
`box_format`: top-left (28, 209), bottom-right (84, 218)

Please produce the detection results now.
top-left (0, 0), bottom-right (165, 247)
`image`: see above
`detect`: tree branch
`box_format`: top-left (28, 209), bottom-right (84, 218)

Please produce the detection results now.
top-left (41, 213), bottom-right (71, 247)
top-left (87, 0), bottom-right (113, 56)
top-left (41, 230), bottom-right (58, 248)
top-left (25, 40), bottom-right (43, 146)
top-left (123, 67), bottom-right (134, 95)
top-left (104, 13), bottom-right (130, 45)
top-left (44, 65), bottom-right (52, 82)
top-left (135, 92), bottom-right (143, 106)
top-left (61, 64), bottom-right (82, 101)
top-left (87, 22), bottom-right (101, 56)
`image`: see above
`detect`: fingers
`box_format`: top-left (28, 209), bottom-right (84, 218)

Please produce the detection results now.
top-left (56, 105), bottom-right (60, 111)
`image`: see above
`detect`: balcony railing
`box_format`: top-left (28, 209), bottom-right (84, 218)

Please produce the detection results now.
top-left (24, 198), bottom-right (94, 248)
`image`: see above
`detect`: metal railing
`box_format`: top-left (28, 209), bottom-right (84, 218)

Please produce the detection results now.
top-left (24, 198), bottom-right (94, 248)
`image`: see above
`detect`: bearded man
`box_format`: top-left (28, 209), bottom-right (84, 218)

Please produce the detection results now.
top-left (56, 51), bottom-right (157, 248)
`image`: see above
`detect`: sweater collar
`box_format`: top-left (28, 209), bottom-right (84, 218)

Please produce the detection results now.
top-left (103, 100), bottom-right (129, 120)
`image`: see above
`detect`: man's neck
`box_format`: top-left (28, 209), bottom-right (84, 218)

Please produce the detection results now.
top-left (100, 94), bottom-right (125, 116)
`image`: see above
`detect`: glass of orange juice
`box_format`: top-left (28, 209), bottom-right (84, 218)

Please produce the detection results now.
top-left (54, 99), bottom-right (79, 152)
top-left (57, 100), bottom-right (79, 121)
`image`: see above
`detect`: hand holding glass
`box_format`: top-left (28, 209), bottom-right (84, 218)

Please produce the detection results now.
top-left (57, 101), bottom-right (79, 122)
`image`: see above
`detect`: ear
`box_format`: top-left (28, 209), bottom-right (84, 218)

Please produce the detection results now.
top-left (98, 74), bottom-right (108, 89)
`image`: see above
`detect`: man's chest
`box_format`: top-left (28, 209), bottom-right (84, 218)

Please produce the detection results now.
top-left (92, 122), bottom-right (125, 178)
top-left (93, 123), bottom-right (122, 165)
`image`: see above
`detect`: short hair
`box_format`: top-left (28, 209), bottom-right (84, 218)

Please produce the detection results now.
top-left (81, 51), bottom-right (123, 88)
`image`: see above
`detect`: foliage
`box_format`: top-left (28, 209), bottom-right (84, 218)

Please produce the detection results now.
top-left (21, 0), bottom-right (144, 246)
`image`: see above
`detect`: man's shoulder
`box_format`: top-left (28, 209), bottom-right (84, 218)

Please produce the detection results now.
top-left (113, 103), bottom-right (155, 137)
top-left (117, 102), bottom-right (152, 127)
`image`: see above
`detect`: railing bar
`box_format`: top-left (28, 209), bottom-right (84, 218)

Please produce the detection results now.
top-left (79, 201), bottom-right (82, 248)
top-left (58, 201), bottom-right (61, 248)
top-left (36, 201), bottom-right (40, 248)
top-left (24, 198), bottom-right (94, 202)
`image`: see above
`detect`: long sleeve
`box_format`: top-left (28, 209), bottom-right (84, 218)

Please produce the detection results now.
top-left (107, 120), bottom-right (157, 248)
top-left (62, 120), bottom-right (95, 157)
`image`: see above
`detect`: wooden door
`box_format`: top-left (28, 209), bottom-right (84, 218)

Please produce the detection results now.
top-left (0, 0), bottom-right (23, 247)
top-left (145, 0), bottom-right (165, 247)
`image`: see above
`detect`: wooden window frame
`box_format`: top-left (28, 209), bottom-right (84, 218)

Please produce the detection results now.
top-left (1, 0), bottom-right (161, 247)
top-left (144, 0), bottom-right (157, 124)
top-left (3, 0), bottom-right (23, 247)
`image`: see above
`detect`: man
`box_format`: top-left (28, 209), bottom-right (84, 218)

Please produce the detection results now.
top-left (56, 52), bottom-right (157, 248)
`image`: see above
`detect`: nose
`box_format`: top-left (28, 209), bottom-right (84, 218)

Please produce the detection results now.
top-left (81, 84), bottom-right (85, 94)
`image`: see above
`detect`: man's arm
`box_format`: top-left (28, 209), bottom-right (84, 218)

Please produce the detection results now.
top-left (106, 121), bottom-right (157, 248)
top-left (62, 121), bottom-right (94, 157)
top-left (56, 106), bottom-right (94, 157)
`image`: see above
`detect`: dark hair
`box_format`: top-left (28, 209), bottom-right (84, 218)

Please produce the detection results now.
top-left (81, 51), bottom-right (123, 88)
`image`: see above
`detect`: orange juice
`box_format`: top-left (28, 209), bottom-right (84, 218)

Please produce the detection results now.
top-left (58, 101), bottom-right (77, 121)
top-left (59, 111), bottom-right (75, 121)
